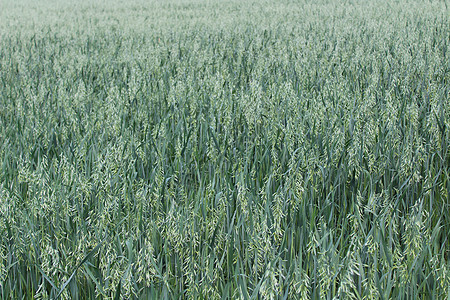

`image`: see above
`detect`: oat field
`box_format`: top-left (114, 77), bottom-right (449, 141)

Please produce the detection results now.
top-left (0, 0), bottom-right (449, 298)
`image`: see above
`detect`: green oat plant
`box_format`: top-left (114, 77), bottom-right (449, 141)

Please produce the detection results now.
top-left (0, 0), bottom-right (449, 299)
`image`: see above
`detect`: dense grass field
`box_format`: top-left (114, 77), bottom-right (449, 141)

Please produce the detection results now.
top-left (0, 0), bottom-right (449, 298)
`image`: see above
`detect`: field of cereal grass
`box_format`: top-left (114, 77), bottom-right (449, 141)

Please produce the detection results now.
top-left (0, 0), bottom-right (449, 298)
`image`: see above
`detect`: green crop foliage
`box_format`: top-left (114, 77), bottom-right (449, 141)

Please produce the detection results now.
top-left (0, 0), bottom-right (449, 299)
